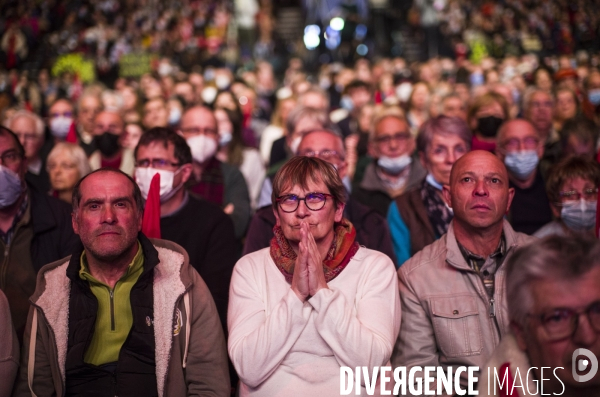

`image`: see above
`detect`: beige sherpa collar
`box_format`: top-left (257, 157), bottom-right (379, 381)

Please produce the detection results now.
top-left (34, 245), bottom-right (186, 397)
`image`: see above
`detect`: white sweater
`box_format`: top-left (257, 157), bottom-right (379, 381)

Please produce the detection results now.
top-left (228, 246), bottom-right (401, 397)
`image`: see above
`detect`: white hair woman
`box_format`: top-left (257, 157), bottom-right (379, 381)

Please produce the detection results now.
top-left (47, 142), bottom-right (91, 203)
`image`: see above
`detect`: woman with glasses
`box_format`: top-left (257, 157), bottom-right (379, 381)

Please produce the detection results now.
top-left (46, 142), bottom-right (91, 204)
top-left (387, 115), bottom-right (471, 266)
top-left (534, 156), bottom-right (600, 238)
top-left (228, 156), bottom-right (401, 396)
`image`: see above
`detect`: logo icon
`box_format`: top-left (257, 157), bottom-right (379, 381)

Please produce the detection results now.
top-left (572, 348), bottom-right (598, 382)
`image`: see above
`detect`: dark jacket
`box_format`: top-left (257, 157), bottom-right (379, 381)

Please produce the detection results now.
top-left (394, 187), bottom-right (436, 259)
top-left (160, 193), bottom-right (238, 332)
top-left (29, 184), bottom-right (78, 272)
top-left (352, 160), bottom-right (426, 218)
top-left (242, 198), bottom-right (397, 264)
top-left (0, 184), bottom-right (77, 340)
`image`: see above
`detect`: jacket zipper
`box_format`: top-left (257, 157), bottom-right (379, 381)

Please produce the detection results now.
top-left (489, 297), bottom-right (495, 317)
top-left (110, 289), bottom-right (115, 331)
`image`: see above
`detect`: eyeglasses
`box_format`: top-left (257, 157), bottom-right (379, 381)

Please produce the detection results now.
top-left (528, 301), bottom-right (600, 341)
top-left (0, 150), bottom-right (23, 166)
top-left (558, 188), bottom-right (598, 202)
top-left (276, 192), bottom-right (334, 213)
top-left (180, 127), bottom-right (218, 136)
top-left (299, 149), bottom-right (343, 162)
top-left (374, 132), bottom-right (411, 145)
top-left (136, 158), bottom-right (181, 169)
top-left (502, 137), bottom-right (540, 151)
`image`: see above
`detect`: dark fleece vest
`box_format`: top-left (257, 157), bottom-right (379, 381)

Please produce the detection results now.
top-left (64, 235), bottom-right (159, 397)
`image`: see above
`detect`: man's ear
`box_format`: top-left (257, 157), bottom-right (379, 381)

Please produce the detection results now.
top-left (506, 187), bottom-right (515, 214)
top-left (418, 151), bottom-right (427, 170)
top-left (179, 163), bottom-right (193, 184)
top-left (442, 185), bottom-right (452, 208)
top-left (72, 211), bottom-right (80, 236)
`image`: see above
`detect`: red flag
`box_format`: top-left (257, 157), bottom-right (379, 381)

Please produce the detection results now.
top-left (498, 363), bottom-right (520, 397)
top-left (65, 122), bottom-right (78, 143)
top-left (142, 172), bottom-right (162, 239)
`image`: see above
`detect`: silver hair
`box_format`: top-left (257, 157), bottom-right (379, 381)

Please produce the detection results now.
top-left (522, 86), bottom-right (554, 113)
top-left (506, 235), bottom-right (600, 327)
top-left (47, 142), bottom-right (92, 184)
top-left (5, 110), bottom-right (45, 137)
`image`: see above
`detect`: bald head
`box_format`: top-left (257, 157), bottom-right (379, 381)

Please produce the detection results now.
top-left (445, 150), bottom-right (514, 234)
top-left (450, 150), bottom-right (509, 187)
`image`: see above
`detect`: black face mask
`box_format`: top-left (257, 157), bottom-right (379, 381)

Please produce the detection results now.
top-left (94, 132), bottom-right (121, 157)
top-left (477, 116), bottom-right (504, 138)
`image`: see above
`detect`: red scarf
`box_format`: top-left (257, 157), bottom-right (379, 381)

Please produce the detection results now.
top-left (269, 218), bottom-right (359, 283)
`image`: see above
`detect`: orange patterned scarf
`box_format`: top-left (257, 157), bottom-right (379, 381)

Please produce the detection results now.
top-left (270, 218), bottom-right (359, 283)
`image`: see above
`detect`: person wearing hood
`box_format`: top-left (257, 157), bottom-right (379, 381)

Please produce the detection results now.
top-left (351, 106), bottom-right (426, 217)
top-left (496, 119), bottom-right (553, 234)
top-left (179, 106), bottom-right (251, 240)
top-left (534, 156), bottom-right (600, 238)
top-left (88, 110), bottom-right (135, 176)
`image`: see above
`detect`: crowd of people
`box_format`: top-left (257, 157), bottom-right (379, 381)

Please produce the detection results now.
top-left (0, 0), bottom-right (600, 396)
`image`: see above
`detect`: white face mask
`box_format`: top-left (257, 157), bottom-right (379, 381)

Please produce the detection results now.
top-left (50, 116), bottom-right (73, 139)
top-left (135, 167), bottom-right (183, 203)
top-left (187, 134), bottom-right (218, 163)
top-left (377, 154), bottom-right (412, 174)
top-left (0, 165), bottom-right (24, 208)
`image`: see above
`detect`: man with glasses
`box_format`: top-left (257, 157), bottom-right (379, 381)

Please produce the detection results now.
top-left (352, 107), bottom-right (426, 217)
top-left (496, 119), bottom-right (553, 234)
top-left (478, 235), bottom-right (600, 396)
top-left (133, 127), bottom-right (237, 331)
top-left (179, 106), bottom-right (250, 240)
top-left (0, 126), bottom-right (76, 341)
top-left (4, 110), bottom-right (49, 193)
top-left (392, 150), bottom-right (536, 394)
top-left (243, 128), bottom-right (396, 263)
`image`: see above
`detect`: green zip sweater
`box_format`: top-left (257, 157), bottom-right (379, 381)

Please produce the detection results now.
top-left (79, 241), bottom-right (144, 365)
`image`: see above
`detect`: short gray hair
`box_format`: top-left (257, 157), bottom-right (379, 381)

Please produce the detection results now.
top-left (47, 142), bottom-right (92, 181)
top-left (522, 87), bottom-right (554, 114)
top-left (285, 106), bottom-right (331, 135)
top-left (5, 110), bottom-right (45, 137)
top-left (506, 235), bottom-right (600, 327)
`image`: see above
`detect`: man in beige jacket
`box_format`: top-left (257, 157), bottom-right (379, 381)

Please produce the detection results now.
top-left (13, 169), bottom-right (229, 397)
top-left (392, 150), bottom-right (536, 394)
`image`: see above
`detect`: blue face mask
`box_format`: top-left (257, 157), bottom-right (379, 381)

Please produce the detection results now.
top-left (504, 150), bottom-right (539, 180)
top-left (588, 89), bottom-right (600, 106)
top-left (0, 165), bottom-right (23, 209)
top-left (377, 154), bottom-right (412, 174)
top-left (561, 199), bottom-right (597, 231)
